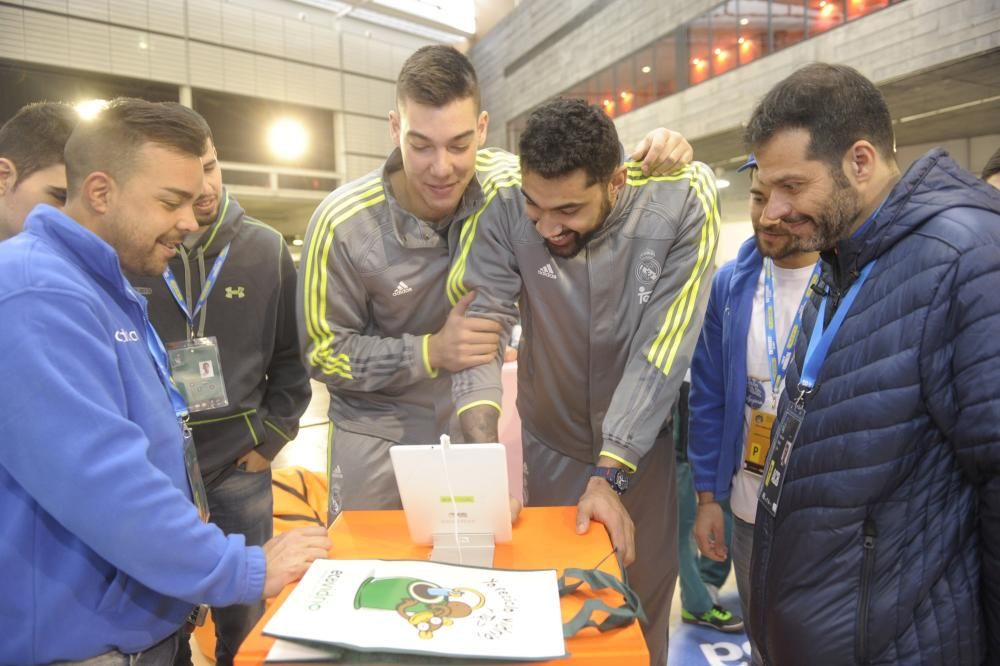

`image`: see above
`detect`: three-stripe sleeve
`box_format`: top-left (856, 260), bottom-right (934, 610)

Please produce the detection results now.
top-left (447, 174), bottom-right (525, 417)
top-left (296, 181), bottom-right (435, 391)
top-left (600, 162), bottom-right (721, 468)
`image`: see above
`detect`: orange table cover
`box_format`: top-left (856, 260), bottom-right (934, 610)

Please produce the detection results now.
top-left (235, 506), bottom-right (649, 665)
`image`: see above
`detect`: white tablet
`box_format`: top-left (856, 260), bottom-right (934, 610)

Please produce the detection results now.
top-left (390, 442), bottom-right (513, 546)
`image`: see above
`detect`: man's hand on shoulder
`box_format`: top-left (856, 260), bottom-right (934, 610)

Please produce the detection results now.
top-left (576, 469), bottom-right (636, 566)
top-left (427, 291), bottom-right (502, 373)
top-left (630, 128), bottom-right (693, 177)
top-left (261, 526), bottom-right (331, 598)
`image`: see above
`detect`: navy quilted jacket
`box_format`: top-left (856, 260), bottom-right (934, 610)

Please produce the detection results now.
top-left (749, 149), bottom-right (1000, 665)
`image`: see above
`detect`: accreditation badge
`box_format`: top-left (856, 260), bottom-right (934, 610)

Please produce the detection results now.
top-left (167, 336), bottom-right (229, 413)
top-left (743, 410), bottom-right (776, 475)
top-left (181, 423), bottom-right (210, 522)
top-left (758, 400), bottom-right (805, 518)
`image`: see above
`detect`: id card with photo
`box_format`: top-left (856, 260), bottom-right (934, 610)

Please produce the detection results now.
top-left (758, 401), bottom-right (805, 518)
top-left (167, 337), bottom-right (229, 413)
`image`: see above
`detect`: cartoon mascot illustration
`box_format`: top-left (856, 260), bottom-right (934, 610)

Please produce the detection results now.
top-left (353, 577), bottom-right (486, 639)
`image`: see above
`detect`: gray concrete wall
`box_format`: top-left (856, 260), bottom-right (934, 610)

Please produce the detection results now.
top-left (0, 0), bottom-right (435, 180)
top-left (471, 0), bottom-right (1000, 152)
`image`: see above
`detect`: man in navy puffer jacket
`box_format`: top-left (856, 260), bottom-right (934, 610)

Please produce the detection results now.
top-left (745, 63), bottom-right (1000, 665)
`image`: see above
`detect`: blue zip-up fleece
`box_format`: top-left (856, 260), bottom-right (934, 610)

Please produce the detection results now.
top-left (688, 237), bottom-right (762, 502)
top-left (0, 207), bottom-right (265, 664)
top-left (749, 150), bottom-right (1000, 665)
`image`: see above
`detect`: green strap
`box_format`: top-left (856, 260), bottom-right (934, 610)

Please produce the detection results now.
top-left (558, 563), bottom-right (646, 638)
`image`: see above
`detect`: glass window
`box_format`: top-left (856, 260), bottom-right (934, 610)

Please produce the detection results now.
top-left (847, 0), bottom-right (890, 19)
top-left (615, 55), bottom-right (637, 115)
top-left (771, 1), bottom-right (806, 52)
top-left (688, 14), bottom-right (712, 85)
top-left (711, 2), bottom-right (740, 76)
top-left (654, 33), bottom-right (678, 98)
top-left (807, 0), bottom-right (845, 36)
top-left (634, 46), bottom-right (656, 110)
top-left (596, 66), bottom-right (616, 118)
top-left (739, 0), bottom-right (769, 64)
top-left (192, 89), bottom-right (336, 170)
top-left (564, 78), bottom-right (593, 106)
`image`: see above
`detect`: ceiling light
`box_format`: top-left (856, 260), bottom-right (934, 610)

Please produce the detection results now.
top-left (641, 65), bottom-right (651, 74)
top-left (716, 178), bottom-right (731, 189)
top-left (267, 118), bottom-right (309, 161)
top-left (75, 99), bottom-right (108, 120)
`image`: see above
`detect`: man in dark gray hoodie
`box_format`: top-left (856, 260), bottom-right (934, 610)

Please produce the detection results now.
top-left (130, 106), bottom-right (311, 666)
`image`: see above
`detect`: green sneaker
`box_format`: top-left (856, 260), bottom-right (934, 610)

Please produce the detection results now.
top-left (681, 605), bottom-right (745, 633)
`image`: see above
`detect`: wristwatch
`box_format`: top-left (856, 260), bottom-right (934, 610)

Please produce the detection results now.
top-left (590, 466), bottom-right (629, 495)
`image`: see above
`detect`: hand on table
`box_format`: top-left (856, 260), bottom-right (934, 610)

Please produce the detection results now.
top-left (262, 525), bottom-right (331, 598)
top-left (575, 477), bottom-right (636, 566)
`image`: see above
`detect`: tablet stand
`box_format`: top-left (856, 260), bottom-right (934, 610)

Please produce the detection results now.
top-left (431, 532), bottom-right (495, 567)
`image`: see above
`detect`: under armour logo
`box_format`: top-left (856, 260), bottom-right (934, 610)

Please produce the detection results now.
top-left (225, 286), bottom-right (245, 299)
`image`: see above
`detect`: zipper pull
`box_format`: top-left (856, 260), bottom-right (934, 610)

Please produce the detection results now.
top-left (862, 517), bottom-right (877, 548)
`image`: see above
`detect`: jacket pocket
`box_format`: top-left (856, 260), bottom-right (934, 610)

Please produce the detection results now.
top-left (855, 516), bottom-right (878, 664)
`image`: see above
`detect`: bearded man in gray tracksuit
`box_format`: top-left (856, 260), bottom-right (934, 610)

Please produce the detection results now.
top-left (451, 98), bottom-right (720, 665)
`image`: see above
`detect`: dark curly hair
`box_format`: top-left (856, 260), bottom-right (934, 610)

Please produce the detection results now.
top-left (518, 98), bottom-right (620, 186)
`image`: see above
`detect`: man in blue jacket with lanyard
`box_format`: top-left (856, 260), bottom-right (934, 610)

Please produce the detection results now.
top-left (688, 156), bottom-right (818, 663)
top-left (0, 98), bottom-right (328, 665)
top-left (744, 63), bottom-right (1000, 665)
top-left (129, 106), bottom-right (312, 666)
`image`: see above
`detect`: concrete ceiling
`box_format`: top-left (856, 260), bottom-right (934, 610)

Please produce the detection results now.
top-left (696, 47), bottom-right (1000, 171)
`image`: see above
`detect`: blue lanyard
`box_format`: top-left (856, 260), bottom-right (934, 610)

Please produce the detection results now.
top-left (763, 258), bottom-right (822, 401)
top-left (143, 317), bottom-right (189, 420)
top-left (163, 242), bottom-right (231, 329)
top-left (798, 260), bottom-right (877, 398)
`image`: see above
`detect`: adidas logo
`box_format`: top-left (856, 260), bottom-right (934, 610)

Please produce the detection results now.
top-left (537, 263), bottom-right (557, 280)
top-left (392, 281), bottom-right (413, 296)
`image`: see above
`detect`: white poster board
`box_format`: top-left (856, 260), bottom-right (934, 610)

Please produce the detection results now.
top-left (263, 559), bottom-right (566, 662)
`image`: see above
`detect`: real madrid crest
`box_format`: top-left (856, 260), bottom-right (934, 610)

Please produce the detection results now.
top-left (634, 249), bottom-right (661, 304)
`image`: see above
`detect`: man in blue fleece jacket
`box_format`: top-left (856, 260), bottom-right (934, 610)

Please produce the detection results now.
top-left (0, 98), bottom-right (329, 665)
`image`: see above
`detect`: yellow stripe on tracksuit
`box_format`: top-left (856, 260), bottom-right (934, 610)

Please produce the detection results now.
top-left (302, 178), bottom-right (386, 378)
top-left (625, 162), bottom-right (720, 376)
top-left (447, 163), bottom-right (521, 305)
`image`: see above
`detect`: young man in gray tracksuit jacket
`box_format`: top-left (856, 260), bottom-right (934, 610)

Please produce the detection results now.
top-left (451, 98), bottom-right (719, 665)
top-left (297, 144), bottom-right (522, 514)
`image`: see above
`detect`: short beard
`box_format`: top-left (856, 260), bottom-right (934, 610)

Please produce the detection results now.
top-left (781, 171), bottom-right (863, 253)
top-left (543, 192), bottom-right (612, 259)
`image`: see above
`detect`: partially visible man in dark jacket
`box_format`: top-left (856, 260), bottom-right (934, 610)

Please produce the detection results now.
top-left (745, 63), bottom-right (1000, 665)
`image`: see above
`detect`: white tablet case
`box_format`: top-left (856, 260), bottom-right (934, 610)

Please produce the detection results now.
top-left (390, 442), bottom-right (513, 546)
